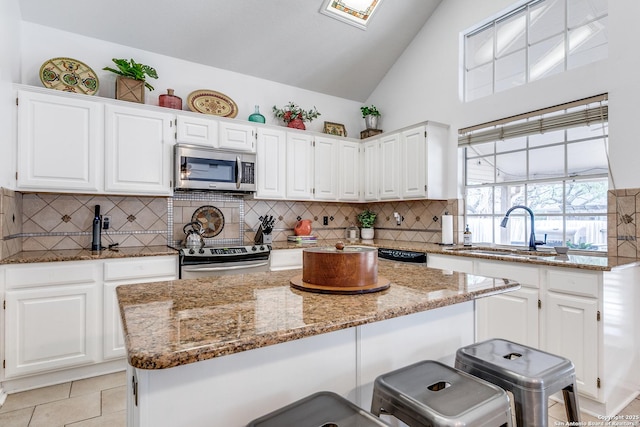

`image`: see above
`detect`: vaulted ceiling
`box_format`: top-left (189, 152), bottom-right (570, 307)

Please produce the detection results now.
top-left (17, 0), bottom-right (442, 101)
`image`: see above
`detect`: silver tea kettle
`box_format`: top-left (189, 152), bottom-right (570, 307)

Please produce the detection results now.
top-left (183, 222), bottom-right (204, 247)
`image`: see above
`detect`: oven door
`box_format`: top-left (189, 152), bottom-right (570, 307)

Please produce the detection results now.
top-left (180, 259), bottom-right (269, 279)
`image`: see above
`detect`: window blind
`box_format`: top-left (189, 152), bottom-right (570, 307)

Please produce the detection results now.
top-left (458, 94), bottom-right (608, 146)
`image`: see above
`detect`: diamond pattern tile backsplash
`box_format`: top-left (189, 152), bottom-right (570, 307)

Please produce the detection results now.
top-left (2, 186), bottom-right (636, 258)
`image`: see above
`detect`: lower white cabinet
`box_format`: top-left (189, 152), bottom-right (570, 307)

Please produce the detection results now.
top-left (4, 261), bottom-right (100, 378)
top-left (426, 253), bottom-right (639, 415)
top-left (3, 256), bottom-right (177, 382)
top-left (103, 256), bottom-right (177, 360)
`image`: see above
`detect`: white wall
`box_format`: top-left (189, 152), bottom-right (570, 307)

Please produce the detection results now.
top-left (367, 0), bottom-right (638, 195)
top-left (18, 22), bottom-right (363, 137)
top-left (0, 0), bottom-right (21, 189)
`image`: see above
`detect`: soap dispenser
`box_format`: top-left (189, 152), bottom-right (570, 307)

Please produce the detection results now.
top-left (463, 224), bottom-right (472, 247)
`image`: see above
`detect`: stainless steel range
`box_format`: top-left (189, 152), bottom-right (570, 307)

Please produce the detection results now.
top-left (178, 244), bottom-right (271, 279)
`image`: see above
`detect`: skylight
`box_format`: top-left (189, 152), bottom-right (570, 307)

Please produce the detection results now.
top-left (319, 0), bottom-right (382, 30)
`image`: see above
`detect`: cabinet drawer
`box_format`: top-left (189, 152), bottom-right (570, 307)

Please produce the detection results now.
top-left (104, 256), bottom-right (177, 282)
top-left (427, 254), bottom-right (474, 274)
top-left (547, 268), bottom-right (600, 298)
top-left (6, 262), bottom-right (98, 289)
top-left (476, 260), bottom-right (539, 287)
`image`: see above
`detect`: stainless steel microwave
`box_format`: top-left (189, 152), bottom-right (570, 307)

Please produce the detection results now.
top-left (174, 144), bottom-right (256, 192)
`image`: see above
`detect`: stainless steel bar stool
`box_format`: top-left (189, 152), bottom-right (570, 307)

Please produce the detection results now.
top-left (455, 338), bottom-right (580, 427)
top-left (246, 391), bottom-right (390, 427)
top-left (370, 360), bottom-right (513, 426)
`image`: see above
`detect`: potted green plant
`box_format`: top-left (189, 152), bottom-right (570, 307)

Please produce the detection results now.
top-left (357, 208), bottom-right (377, 240)
top-left (273, 102), bottom-right (321, 130)
top-left (103, 58), bottom-right (158, 103)
top-left (360, 105), bottom-right (381, 130)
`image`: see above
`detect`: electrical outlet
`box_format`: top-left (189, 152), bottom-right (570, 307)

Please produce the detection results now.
top-left (103, 216), bottom-right (111, 230)
top-left (323, 216), bottom-right (329, 226)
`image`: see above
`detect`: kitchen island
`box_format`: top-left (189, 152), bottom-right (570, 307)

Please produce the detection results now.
top-left (117, 260), bottom-right (519, 427)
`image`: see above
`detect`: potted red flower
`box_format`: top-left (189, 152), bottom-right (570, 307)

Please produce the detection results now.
top-left (272, 102), bottom-right (321, 130)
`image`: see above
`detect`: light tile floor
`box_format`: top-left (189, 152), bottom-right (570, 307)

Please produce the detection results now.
top-left (0, 371), bottom-right (126, 427)
top-left (0, 370), bottom-right (638, 426)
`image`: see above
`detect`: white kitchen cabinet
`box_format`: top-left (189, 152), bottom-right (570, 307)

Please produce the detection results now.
top-left (401, 126), bottom-right (427, 199)
top-left (103, 256), bottom-right (177, 360)
top-left (286, 132), bottom-right (314, 200)
top-left (17, 89), bottom-right (103, 193)
top-left (176, 114), bottom-right (218, 147)
top-left (4, 261), bottom-right (100, 378)
top-left (255, 127), bottom-right (287, 199)
top-left (313, 136), bottom-right (339, 200)
top-left (362, 139), bottom-right (379, 201)
top-left (218, 121), bottom-right (256, 152)
top-left (379, 133), bottom-right (401, 200)
top-left (338, 140), bottom-right (360, 201)
top-left (104, 104), bottom-right (174, 195)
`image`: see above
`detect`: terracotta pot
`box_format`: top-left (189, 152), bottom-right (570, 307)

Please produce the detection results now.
top-left (287, 118), bottom-right (306, 130)
top-left (294, 219), bottom-right (312, 236)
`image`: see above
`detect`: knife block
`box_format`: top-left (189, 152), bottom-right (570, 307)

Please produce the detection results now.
top-left (254, 225), bottom-right (273, 245)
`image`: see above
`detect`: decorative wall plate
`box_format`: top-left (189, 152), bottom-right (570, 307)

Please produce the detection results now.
top-left (39, 57), bottom-right (99, 95)
top-left (191, 205), bottom-right (225, 238)
top-left (187, 90), bottom-right (238, 118)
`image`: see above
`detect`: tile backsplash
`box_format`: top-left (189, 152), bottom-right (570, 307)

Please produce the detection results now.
top-left (2, 186), bottom-right (638, 259)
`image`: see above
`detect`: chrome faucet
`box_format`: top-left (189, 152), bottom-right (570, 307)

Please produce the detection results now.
top-left (500, 205), bottom-right (544, 251)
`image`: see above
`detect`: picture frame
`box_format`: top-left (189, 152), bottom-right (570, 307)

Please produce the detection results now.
top-left (323, 121), bottom-right (348, 137)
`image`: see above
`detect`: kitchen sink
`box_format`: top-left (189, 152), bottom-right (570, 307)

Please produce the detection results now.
top-left (444, 247), bottom-right (556, 259)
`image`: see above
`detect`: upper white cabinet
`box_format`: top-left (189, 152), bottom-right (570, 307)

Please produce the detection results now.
top-left (338, 140), bottom-right (360, 201)
top-left (219, 121), bottom-right (256, 152)
top-left (313, 136), bottom-right (339, 200)
top-left (401, 126), bottom-right (427, 199)
top-left (255, 127), bottom-right (287, 199)
top-left (379, 133), bottom-right (401, 200)
top-left (362, 139), bottom-right (379, 201)
top-left (104, 104), bottom-right (174, 195)
top-left (286, 132), bottom-right (314, 200)
top-left (176, 114), bottom-right (218, 147)
top-left (17, 90), bottom-right (103, 193)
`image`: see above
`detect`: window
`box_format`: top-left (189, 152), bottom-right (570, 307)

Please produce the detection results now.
top-left (464, 0), bottom-right (608, 102)
top-left (460, 95), bottom-right (608, 252)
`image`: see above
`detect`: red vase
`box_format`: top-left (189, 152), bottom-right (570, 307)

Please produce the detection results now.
top-left (287, 118), bottom-right (306, 130)
top-left (294, 219), bottom-right (312, 236)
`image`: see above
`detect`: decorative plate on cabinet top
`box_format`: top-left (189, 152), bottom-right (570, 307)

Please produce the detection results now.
top-left (39, 57), bottom-right (99, 95)
top-left (187, 89), bottom-right (238, 118)
top-left (191, 205), bottom-right (225, 238)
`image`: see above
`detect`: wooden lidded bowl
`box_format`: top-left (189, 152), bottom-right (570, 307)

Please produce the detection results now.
top-left (302, 244), bottom-right (378, 288)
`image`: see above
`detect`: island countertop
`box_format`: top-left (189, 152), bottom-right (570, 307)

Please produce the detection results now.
top-left (116, 260), bottom-right (519, 370)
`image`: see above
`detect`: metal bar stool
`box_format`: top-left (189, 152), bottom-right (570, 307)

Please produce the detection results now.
top-left (370, 360), bottom-right (513, 426)
top-left (246, 391), bottom-right (390, 427)
top-left (455, 338), bottom-right (580, 427)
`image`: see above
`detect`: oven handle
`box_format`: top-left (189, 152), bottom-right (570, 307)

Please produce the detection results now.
top-left (235, 156), bottom-right (242, 189)
top-left (182, 260), bottom-right (269, 272)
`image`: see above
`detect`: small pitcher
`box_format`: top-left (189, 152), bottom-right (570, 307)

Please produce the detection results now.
top-left (294, 219), bottom-right (312, 236)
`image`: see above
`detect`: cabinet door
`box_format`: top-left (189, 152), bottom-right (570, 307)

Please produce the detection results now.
top-left (338, 140), bottom-right (360, 201)
top-left (5, 283), bottom-right (99, 378)
top-left (286, 133), bottom-right (314, 200)
top-left (313, 136), bottom-right (338, 200)
top-left (544, 291), bottom-right (599, 398)
top-left (17, 90), bottom-right (102, 192)
top-left (104, 105), bottom-right (174, 195)
top-left (256, 128), bottom-right (287, 199)
top-left (362, 140), bottom-right (379, 201)
top-left (401, 126), bottom-right (427, 199)
top-left (379, 133), bottom-right (400, 200)
top-left (103, 256), bottom-right (177, 360)
top-left (219, 121), bottom-right (256, 152)
top-left (425, 123), bottom-right (448, 199)
top-left (476, 287), bottom-right (539, 347)
top-left (176, 114), bottom-right (218, 147)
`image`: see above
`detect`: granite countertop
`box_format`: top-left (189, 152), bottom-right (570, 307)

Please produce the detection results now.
top-left (0, 245), bottom-right (177, 264)
top-left (116, 261), bottom-right (519, 370)
top-left (271, 239), bottom-right (639, 271)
